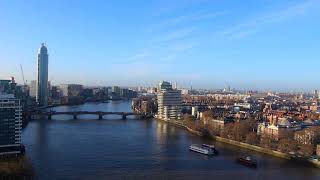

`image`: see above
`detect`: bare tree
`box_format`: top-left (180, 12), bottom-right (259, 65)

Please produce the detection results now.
top-left (278, 138), bottom-right (299, 153)
top-left (207, 124), bottom-right (221, 136)
top-left (246, 132), bottom-right (259, 145)
top-left (221, 124), bottom-right (235, 140)
top-left (183, 115), bottom-right (195, 129)
top-left (260, 135), bottom-right (277, 149)
top-left (202, 110), bottom-right (214, 119)
top-left (299, 144), bottom-right (314, 157)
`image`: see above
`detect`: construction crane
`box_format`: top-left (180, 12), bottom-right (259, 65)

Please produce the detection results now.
top-left (20, 64), bottom-right (26, 85)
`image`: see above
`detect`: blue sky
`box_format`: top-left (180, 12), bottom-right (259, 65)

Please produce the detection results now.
top-left (0, 0), bottom-right (320, 91)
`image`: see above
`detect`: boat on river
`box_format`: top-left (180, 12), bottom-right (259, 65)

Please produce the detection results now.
top-left (202, 144), bottom-right (218, 154)
top-left (189, 144), bottom-right (214, 155)
top-left (237, 156), bottom-right (257, 168)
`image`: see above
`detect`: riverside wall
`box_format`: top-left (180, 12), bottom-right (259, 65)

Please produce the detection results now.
top-left (157, 118), bottom-right (320, 168)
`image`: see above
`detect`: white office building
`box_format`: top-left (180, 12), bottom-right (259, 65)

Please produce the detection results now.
top-left (29, 80), bottom-right (37, 97)
top-left (60, 84), bottom-right (83, 97)
top-left (192, 106), bottom-right (199, 118)
top-left (157, 81), bottom-right (182, 120)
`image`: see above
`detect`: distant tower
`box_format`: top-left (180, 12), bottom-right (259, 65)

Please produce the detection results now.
top-left (36, 43), bottom-right (49, 106)
top-left (172, 82), bottom-right (177, 90)
top-left (314, 90), bottom-right (319, 99)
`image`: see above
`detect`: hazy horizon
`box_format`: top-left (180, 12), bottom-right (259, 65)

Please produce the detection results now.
top-left (1, 0), bottom-right (320, 91)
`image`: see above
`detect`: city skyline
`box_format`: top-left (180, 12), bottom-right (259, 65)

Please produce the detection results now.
top-left (1, 0), bottom-right (320, 91)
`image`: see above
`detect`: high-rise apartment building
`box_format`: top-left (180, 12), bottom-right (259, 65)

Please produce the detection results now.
top-left (29, 80), bottom-right (37, 97)
top-left (37, 43), bottom-right (49, 106)
top-left (157, 81), bottom-right (182, 120)
top-left (314, 90), bottom-right (319, 99)
top-left (0, 94), bottom-right (24, 156)
top-left (112, 86), bottom-right (121, 95)
top-left (60, 84), bottom-right (83, 97)
top-left (0, 79), bottom-right (16, 95)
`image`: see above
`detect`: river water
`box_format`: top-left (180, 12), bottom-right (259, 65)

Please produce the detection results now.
top-left (22, 101), bottom-right (320, 180)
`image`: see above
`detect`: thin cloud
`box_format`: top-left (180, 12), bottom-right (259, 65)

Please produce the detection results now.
top-left (111, 52), bottom-right (151, 64)
top-left (149, 11), bottom-right (227, 31)
top-left (114, 2), bottom-right (222, 66)
top-left (152, 0), bottom-right (210, 15)
top-left (111, 40), bottom-right (196, 66)
top-left (221, 0), bottom-right (319, 39)
top-left (172, 42), bottom-right (196, 52)
top-left (152, 27), bottom-right (196, 44)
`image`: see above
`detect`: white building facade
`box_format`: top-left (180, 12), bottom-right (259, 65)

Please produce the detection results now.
top-left (157, 81), bottom-right (182, 120)
top-left (29, 80), bottom-right (37, 97)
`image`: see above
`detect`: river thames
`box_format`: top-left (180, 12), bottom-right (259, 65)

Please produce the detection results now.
top-left (22, 101), bottom-right (320, 180)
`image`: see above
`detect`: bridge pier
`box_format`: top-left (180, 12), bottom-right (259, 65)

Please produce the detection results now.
top-left (25, 113), bottom-right (32, 120)
top-left (122, 114), bottom-right (126, 120)
top-left (48, 114), bottom-right (52, 120)
top-left (73, 114), bottom-right (77, 120)
top-left (98, 113), bottom-right (103, 120)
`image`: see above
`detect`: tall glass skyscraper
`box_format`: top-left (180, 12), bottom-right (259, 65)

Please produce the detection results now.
top-left (37, 43), bottom-right (49, 106)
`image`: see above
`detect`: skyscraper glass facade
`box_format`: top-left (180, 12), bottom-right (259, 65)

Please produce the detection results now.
top-left (37, 43), bottom-right (49, 106)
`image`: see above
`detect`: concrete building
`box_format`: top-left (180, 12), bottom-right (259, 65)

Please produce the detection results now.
top-left (234, 102), bottom-right (251, 109)
top-left (207, 93), bottom-right (249, 101)
top-left (181, 89), bottom-right (189, 95)
top-left (0, 79), bottom-right (16, 95)
top-left (0, 78), bottom-right (29, 99)
top-left (112, 86), bottom-right (121, 95)
top-left (0, 94), bottom-right (24, 156)
top-left (191, 106), bottom-right (199, 118)
top-left (257, 123), bottom-right (282, 140)
top-left (314, 90), bottom-right (319, 99)
top-left (60, 84), bottom-right (83, 104)
top-left (158, 81), bottom-right (172, 91)
top-left (120, 88), bottom-right (129, 98)
top-left (157, 81), bottom-right (182, 120)
top-left (29, 80), bottom-right (37, 97)
top-left (257, 118), bottom-right (301, 141)
top-left (37, 43), bottom-right (49, 106)
top-left (147, 87), bottom-right (157, 94)
top-left (202, 118), bottom-right (231, 134)
top-left (50, 86), bottom-right (61, 99)
top-left (60, 84), bottom-right (83, 97)
top-left (0, 80), bottom-right (11, 94)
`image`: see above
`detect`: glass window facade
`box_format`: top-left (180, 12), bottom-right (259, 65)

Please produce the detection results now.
top-left (0, 97), bottom-right (22, 154)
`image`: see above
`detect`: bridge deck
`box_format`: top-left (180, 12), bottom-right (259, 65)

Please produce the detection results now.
top-left (28, 111), bottom-right (152, 120)
top-left (36, 111), bottom-right (139, 116)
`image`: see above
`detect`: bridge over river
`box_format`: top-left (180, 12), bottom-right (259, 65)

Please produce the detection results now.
top-left (29, 111), bottom-right (151, 120)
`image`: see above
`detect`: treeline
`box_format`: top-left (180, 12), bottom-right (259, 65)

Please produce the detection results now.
top-left (183, 114), bottom-right (317, 157)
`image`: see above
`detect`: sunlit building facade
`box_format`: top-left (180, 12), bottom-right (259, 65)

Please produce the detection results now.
top-left (157, 81), bottom-right (182, 120)
top-left (37, 43), bottom-right (49, 106)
